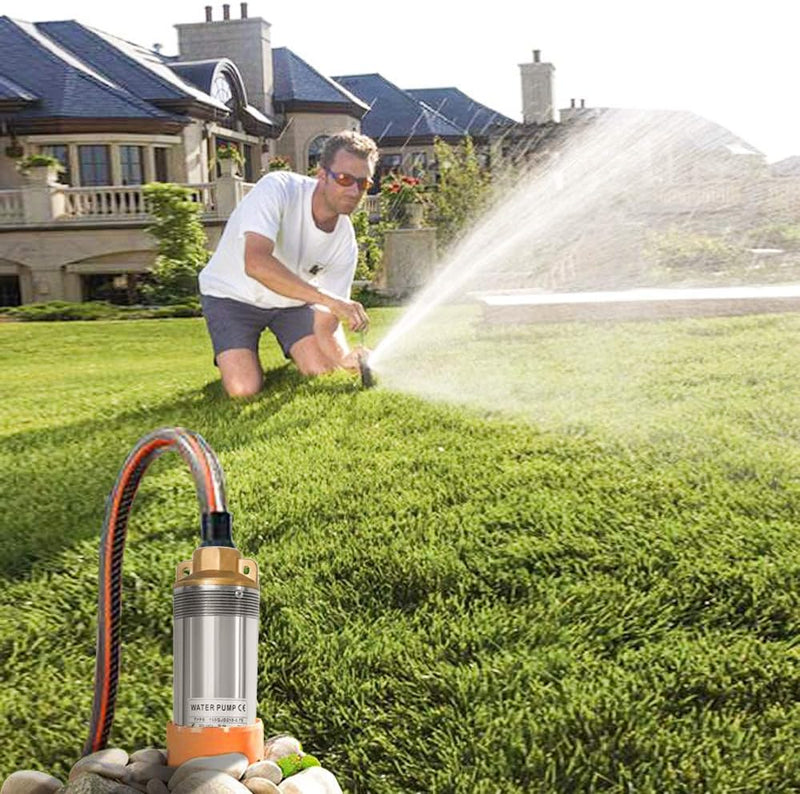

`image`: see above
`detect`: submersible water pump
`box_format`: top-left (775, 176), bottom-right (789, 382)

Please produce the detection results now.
top-left (83, 427), bottom-right (263, 765)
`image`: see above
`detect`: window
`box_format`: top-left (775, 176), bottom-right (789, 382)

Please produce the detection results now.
top-left (120, 145), bottom-right (144, 185)
top-left (40, 145), bottom-right (71, 185)
top-left (154, 147), bottom-right (169, 182)
top-left (307, 135), bottom-right (330, 171)
top-left (0, 275), bottom-right (21, 307)
top-left (78, 145), bottom-right (110, 186)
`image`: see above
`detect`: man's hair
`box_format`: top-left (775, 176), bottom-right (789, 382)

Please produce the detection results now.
top-left (319, 131), bottom-right (379, 171)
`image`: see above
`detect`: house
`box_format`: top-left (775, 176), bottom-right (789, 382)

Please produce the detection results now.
top-left (1, 9), bottom-right (783, 307)
top-left (0, 2), bottom-right (515, 305)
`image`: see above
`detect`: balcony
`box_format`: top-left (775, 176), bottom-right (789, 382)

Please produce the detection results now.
top-left (0, 167), bottom-right (254, 228)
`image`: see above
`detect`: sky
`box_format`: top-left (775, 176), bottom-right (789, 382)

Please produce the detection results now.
top-left (9, 0), bottom-right (800, 162)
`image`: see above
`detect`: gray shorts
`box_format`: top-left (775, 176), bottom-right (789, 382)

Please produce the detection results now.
top-left (200, 294), bottom-right (315, 361)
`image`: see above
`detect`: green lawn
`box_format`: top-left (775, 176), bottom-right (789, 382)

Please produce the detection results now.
top-left (2, 310), bottom-right (800, 792)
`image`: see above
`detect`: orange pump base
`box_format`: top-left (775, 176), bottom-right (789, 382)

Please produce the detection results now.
top-left (166, 719), bottom-right (264, 766)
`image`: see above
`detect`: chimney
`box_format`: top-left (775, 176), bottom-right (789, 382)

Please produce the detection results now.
top-left (570, 98), bottom-right (575, 108)
top-left (520, 49), bottom-right (555, 124)
top-left (580, 98), bottom-right (585, 109)
top-left (176, 7), bottom-right (274, 115)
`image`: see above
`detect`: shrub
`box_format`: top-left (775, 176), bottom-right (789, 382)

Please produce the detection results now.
top-left (351, 208), bottom-right (388, 281)
top-left (430, 136), bottom-right (489, 247)
top-left (7, 301), bottom-right (116, 322)
top-left (142, 183), bottom-right (210, 305)
top-left (646, 229), bottom-right (748, 272)
top-left (16, 154), bottom-right (63, 173)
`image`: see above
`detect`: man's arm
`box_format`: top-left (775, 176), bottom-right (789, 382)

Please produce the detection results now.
top-left (244, 232), bottom-right (368, 331)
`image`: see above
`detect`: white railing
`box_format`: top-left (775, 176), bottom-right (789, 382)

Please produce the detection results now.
top-left (57, 183), bottom-right (217, 221)
top-left (61, 186), bottom-right (150, 219)
top-left (363, 195), bottom-right (380, 218)
top-left (187, 183), bottom-right (217, 213)
top-left (0, 190), bottom-right (24, 223)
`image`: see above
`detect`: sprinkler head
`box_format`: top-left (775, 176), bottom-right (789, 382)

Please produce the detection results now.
top-left (358, 349), bottom-right (375, 389)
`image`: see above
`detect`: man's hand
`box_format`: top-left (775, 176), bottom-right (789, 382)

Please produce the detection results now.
top-left (341, 346), bottom-right (370, 371)
top-left (326, 297), bottom-right (369, 332)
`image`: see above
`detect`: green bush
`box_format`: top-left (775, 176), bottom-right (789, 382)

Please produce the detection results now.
top-left (7, 301), bottom-right (116, 322)
top-left (142, 183), bottom-right (210, 305)
top-left (352, 208), bottom-right (388, 281)
top-left (748, 223), bottom-right (800, 250)
top-left (7, 300), bottom-right (202, 322)
top-left (647, 229), bottom-right (748, 272)
top-left (431, 136), bottom-right (490, 248)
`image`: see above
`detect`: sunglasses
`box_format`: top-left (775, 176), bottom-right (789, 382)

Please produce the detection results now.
top-left (325, 167), bottom-right (373, 191)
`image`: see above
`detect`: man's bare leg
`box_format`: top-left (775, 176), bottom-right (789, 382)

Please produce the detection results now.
top-left (289, 334), bottom-right (338, 375)
top-left (312, 308), bottom-right (366, 370)
top-left (216, 348), bottom-right (263, 397)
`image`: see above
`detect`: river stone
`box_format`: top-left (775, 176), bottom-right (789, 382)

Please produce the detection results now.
top-left (129, 751), bottom-right (166, 766)
top-left (60, 773), bottom-right (123, 794)
top-left (170, 772), bottom-right (250, 794)
top-left (125, 765), bottom-right (174, 785)
top-left (145, 782), bottom-right (168, 794)
top-left (70, 752), bottom-right (129, 782)
top-left (277, 769), bottom-right (342, 794)
top-left (243, 781), bottom-right (280, 794)
top-left (69, 765), bottom-right (127, 784)
top-left (0, 770), bottom-right (63, 794)
top-left (262, 737), bottom-right (302, 763)
top-left (168, 755), bottom-right (248, 792)
top-left (243, 762), bottom-right (281, 785)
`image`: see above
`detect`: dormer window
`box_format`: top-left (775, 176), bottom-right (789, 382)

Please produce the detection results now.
top-left (211, 73), bottom-right (235, 110)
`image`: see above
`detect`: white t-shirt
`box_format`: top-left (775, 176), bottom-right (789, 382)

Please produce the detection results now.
top-left (199, 171), bottom-right (358, 309)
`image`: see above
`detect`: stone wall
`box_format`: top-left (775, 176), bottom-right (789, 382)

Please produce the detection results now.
top-left (275, 113), bottom-right (361, 174)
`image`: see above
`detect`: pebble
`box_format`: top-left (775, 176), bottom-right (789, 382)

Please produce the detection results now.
top-left (277, 768), bottom-right (342, 794)
top-left (2, 741), bottom-right (340, 794)
top-left (168, 754), bottom-right (248, 792)
top-left (129, 751), bottom-right (167, 766)
top-left (262, 736), bottom-right (302, 763)
top-left (243, 762), bottom-right (282, 785)
top-left (70, 751), bottom-right (129, 782)
top-left (170, 771), bottom-right (250, 794)
top-left (126, 764), bottom-right (174, 785)
top-left (59, 773), bottom-right (128, 793)
top-left (243, 780), bottom-right (280, 794)
top-left (0, 771), bottom-right (63, 794)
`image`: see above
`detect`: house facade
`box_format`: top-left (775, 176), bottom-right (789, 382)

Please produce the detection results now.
top-left (1, 9), bottom-right (792, 306)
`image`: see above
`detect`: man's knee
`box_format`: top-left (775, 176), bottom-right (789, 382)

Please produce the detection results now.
top-left (217, 349), bottom-right (262, 398)
top-left (223, 376), bottom-right (262, 398)
top-left (290, 336), bottom-right (336, 376)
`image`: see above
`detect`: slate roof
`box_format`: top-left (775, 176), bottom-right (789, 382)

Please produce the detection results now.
top-left (0, 73), bottom-right (38, 110)
top-left (332, 73), bottom-right (465, 145)
top-left (0, 16), bottom-right (185, 131)
top-left (272, 47), bottom-right (368, 116)
top-left (406, 87), bottom-right (516, 137)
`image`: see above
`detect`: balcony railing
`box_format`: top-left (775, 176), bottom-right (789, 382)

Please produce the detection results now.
top-left (59, 183), bottom-right (217, 221)
top-left (0, 190), bottom-right (24, 223)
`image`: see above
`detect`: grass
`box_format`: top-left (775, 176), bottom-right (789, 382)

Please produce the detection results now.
top-left (2, 309), bottom-right (800, 792)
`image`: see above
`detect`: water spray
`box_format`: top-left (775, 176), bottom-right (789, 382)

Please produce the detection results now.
top-left (84, 427), bottom-right (263, 766)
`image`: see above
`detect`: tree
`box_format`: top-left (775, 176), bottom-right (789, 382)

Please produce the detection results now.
top-left (431, 136), bottom-right (490, 247)
top-left (142, 183), bottom-right (210, 304)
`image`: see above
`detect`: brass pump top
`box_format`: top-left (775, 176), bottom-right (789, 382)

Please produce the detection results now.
top-left (175, 545), bottom-right (259, 588)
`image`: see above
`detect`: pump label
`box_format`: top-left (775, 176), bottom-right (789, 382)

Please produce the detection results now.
top-left (186, 698), bottom-right (249, 727)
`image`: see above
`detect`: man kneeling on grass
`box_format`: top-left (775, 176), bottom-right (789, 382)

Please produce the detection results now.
top-left (199, 130), bottom-right (377, 397)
